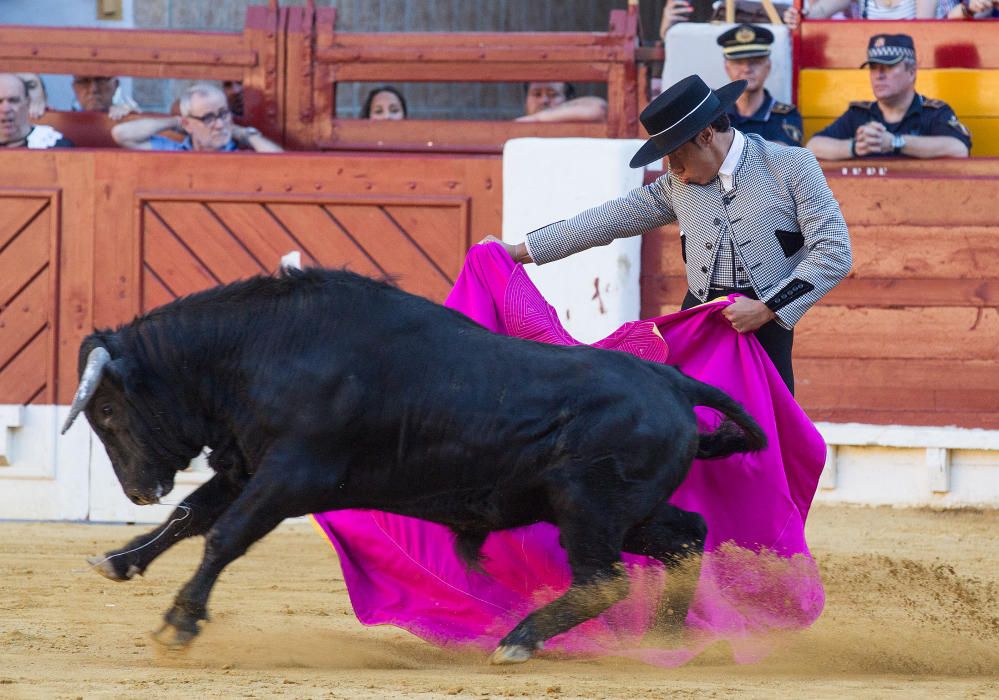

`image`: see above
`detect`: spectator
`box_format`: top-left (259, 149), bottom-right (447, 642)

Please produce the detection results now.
top-left (112, 83), bottom-right (282, 152)
top-left (718, 24), bottom-right (803, 146)
top-left (938, 0), bottom-right (999, 17)
top-left (0, 74), bottom-right (72, 148)
top-left (71, 75), bottom-right (140, 120)
top-left (784, 0), bottom-right (936, 29)
top-left (360, 86), bottom-right (407, 120)
top-left (660, 0), bottom-right (695, 38)
top-left (15, 73), bottom-right (48, 119)
top-left (516, 81), bottom-right (608, 123)
top-left (807, 34), bottom-right (970, 160)
top-left (222, 80), bottom-right (244, 118)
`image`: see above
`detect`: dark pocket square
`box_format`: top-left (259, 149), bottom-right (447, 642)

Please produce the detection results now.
top-left (775, 230), bottom-right (804, 257)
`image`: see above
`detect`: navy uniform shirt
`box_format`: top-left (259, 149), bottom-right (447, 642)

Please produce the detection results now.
top-left (816, 93), bottom-right (972, 156)
top-left (727, 90), bottom-right (803, 147)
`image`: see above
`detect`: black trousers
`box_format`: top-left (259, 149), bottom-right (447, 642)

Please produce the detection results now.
top-left (682, 288), bottom-right (795, 395)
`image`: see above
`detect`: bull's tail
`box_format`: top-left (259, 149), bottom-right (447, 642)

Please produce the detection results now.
top-left (675, 372), bottom-right (767, 459)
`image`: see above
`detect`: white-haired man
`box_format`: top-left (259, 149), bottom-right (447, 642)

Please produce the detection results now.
top-left (112, 83), bottom-right (282, 152)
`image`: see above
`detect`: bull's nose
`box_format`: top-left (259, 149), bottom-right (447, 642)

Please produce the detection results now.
top-left (128, 492), bottom-right (160, 506)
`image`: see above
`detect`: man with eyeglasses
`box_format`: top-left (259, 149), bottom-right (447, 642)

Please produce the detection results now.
top-left (111, 83), bottom-right (282, 152)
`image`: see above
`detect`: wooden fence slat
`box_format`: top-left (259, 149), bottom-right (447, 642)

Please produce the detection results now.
top-left (0, 332), bottom-right (48, 405)
top-left (796, 306), bottom-right (999, 362)
top-left (830, 177), bottom-right (999, 226)
top-left (0, 271), bottom-right (47, 370)
top-left (141, 265), bottom-right (177, 311)
top-left (207, 202), bottom-right (315, 269)
top-left (0, 217), bottom-right (48, 308)
top-left (149, 201), bottom-right (268, 283)
top-left (141, 205), bottom-right (222, 299)
top-left (263, 203), bottom-right (384, 278)
top-left (382, 204), bottom-right (468, 280)
top-left (0, 198), bottom-right (47, 252)
top-left (326, 204), bottom-right (454, 301)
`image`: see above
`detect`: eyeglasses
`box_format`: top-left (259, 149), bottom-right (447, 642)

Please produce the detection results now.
top-left (187, 107), bottom-right (232, 126)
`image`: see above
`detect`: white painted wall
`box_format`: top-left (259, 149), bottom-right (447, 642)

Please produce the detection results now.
top-left (0, 0), bottom-right (136, 110)
top-left (0, 404), bottom-right (209, 523)
top-left (502, 137), bottom-right (646, 344)
top-left (662, 23), bottom-right (793, 104)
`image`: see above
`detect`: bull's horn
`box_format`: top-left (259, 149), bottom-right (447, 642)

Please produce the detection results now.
top-left (60, 347), bottom-right (111, 435)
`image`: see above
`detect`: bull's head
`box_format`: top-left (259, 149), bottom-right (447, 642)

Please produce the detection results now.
top-left (62, 340), bottom-right (198, 505)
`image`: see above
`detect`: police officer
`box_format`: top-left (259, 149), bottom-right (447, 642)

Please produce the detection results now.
top-left (717, 23), bottom-right (803, 147)
top-left (807, 34), bottom-right (971, 160)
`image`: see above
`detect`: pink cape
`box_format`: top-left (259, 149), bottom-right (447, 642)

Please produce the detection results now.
top-left (312, 243), bottom-right (827, 665)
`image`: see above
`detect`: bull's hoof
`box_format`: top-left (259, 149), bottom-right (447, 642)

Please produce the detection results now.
top-left (488, 643), bottom-right (535, 665)
top-left (151, 622), bottom-right (198, 650)
top-left (86, 555), bottom-right (141, 582)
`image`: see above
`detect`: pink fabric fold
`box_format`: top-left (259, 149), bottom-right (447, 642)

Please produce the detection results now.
top-left (312, 242), bottom-right (826, 665)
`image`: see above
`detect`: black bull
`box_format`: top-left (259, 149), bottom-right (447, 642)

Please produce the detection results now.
top-left (62, 267), bottom-right (765, 664)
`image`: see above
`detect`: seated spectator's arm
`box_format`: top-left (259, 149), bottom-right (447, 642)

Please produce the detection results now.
top-left (783, 0), bottom-right (852, 30)
top-left (806, 135), bottom-right (855, 160)
top-left (16, 73), bottom-right (47, 119)
top-left (946, 0), bottom-right (995, 17)
top-left (232, 125), bottom-right (284, 153)
top-left (806, 113), bottom-right (858, 161)
top-left (108, 97), bottom-right (141, 122)
top-left (515, 97), bottom-right (608, 123)
top-left (894, 135), bottom-right (969, 159)
top-left (111, 115), bottom-right (182, 150)
top-left (913, 106), bottom-right (973, 158)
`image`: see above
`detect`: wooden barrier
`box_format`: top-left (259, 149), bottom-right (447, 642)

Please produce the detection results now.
top-left (796, 20), bottom-right (999, 155)
top-left (0, 150), bottom-right (502, 407)
top-left (285, 6), bottom-right (641, 151)
top-left (0, 4), bottom-right (641, 153)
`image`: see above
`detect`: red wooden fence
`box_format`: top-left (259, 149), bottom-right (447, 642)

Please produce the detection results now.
top-left (0, 150), bottom-right (501, 407)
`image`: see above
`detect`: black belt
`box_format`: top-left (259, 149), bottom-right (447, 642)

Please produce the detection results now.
top-left (707, 285), bottom-right (756, 298)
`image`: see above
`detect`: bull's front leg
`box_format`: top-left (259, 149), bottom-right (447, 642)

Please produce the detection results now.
top-left (89, 472), bottom-right (243, 582)
top-left (151, 469), bottom-right (305, 649)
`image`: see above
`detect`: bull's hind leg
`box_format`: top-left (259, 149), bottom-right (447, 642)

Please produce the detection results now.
top-left (622, 502), bottom-right (706, 637)
top-left (90, 472), bottom-right (243, 582)
top-left (490, 511), bottom-right (631, 664)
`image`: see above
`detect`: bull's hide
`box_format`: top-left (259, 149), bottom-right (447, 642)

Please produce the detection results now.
top-left (312, 243), bottom-right (826, 666)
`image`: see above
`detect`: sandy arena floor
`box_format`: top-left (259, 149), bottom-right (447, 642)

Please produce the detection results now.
top-left (0, 505), bottom-right (997, 699)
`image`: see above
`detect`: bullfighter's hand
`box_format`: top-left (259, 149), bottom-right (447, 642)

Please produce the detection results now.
top-left (477, 235), bottom-right (534, 264)
top-left (721, 297), bottom-right (776, 334)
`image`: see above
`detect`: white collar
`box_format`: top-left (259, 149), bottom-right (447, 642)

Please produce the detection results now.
top-left (717, 129), bottom-right (745, 191)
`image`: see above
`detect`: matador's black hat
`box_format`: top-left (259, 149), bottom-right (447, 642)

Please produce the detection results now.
top-left (630, 75), bottom-right (746, 169)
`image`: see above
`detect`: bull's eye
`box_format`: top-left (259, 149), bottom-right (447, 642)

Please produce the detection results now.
top-left (101, 403), bottom-right (113, 417)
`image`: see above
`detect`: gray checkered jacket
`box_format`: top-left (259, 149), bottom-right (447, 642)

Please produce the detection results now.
top-left (525, 133), bottom-right (852, 329)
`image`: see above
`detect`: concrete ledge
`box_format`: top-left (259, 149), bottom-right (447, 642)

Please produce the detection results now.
top-left (815, 422), bottom-right (999, 507)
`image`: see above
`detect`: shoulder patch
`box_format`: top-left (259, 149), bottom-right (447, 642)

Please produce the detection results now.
top-left (782, 122), bottom-right (803, 145)
top-left (848, 100), bottom-right (875, 110)
top-left (947, 115), bottom-right (971, 138)
top-left (923, 98), bottom-right (948, 109)
top-left (771, 101), bottom-right (796, 114)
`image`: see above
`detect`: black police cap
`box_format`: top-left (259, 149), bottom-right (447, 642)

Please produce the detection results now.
top-left (717, 24), bottom-right (773, 60)
top-left (861, 34), bottom-right (917, 68)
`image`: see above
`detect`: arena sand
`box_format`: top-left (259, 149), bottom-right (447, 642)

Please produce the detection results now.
top-left (0, 505), bottom-right (996, 699)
